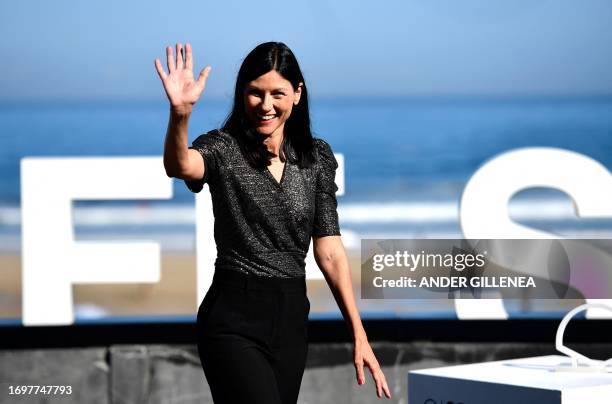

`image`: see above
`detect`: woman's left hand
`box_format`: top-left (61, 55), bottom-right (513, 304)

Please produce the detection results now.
top-left (354, 337), bottom-right (392, 399)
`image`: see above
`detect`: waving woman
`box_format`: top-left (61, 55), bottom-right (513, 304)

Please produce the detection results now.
top-left (155, 41), bottom-right (392, 404)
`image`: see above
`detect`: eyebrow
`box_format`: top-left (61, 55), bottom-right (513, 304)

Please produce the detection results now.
top-left (247, 85), bottom-right (289, 92)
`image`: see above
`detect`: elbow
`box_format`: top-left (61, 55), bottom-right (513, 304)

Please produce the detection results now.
top-left (316, 249), bottom-right (335, 266)
top-left (314, 248), bottom-right (338, 274)
top-left (163, 160), bottom-right (184, 179)
top-left (313, 236), bottom-right (345, 276)
top-left (163, 157), bottom-right (175, 178)
top-left (164, 166), bottom-right (177, 178)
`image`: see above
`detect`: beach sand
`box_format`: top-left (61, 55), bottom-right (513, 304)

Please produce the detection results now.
top-left (0, 252), bottom-right (370, 319)
top-left (0, 252), bottom-right (574, 321)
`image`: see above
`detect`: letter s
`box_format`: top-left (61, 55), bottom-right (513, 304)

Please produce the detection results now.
top-left (458, 148), bottom-right (612, 319)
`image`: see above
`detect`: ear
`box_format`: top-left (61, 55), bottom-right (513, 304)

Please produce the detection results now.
top-left (294, 82), bottom-right (303, 105)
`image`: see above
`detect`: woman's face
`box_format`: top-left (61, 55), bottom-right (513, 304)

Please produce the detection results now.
top-left (244, 70), bottom-right (302, 138)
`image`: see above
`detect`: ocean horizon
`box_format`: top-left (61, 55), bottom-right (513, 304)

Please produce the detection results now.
top-left (1, 96), bottom-right (612, 252)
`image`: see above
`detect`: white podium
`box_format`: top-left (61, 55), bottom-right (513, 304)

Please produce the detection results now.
top-left (408, 355), bottom-right (612, 404)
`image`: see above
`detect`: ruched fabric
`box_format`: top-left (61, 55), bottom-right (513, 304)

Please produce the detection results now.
top-left (185, 129), bottom-right (341, 278)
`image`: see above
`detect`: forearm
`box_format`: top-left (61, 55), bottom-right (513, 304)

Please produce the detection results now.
top-left (163, 107), bottom-right (192, 177)
top-left (318, 248), bottom-right (368, 342)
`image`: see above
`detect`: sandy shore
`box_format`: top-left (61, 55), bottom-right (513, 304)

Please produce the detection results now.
top-left (0, 252), bottom-right (574, 321)
top-left (0, 252), bottom-right (373, 319)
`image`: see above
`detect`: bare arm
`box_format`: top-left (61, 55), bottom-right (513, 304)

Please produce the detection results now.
top-left (154, 42), bottom-right (211, 179)
top-left (163, 109), bottom-right (204, 180)
top-left (313, 235), bottom-right (392, 400)
top-left (313, 235), bottom-right (365, 340)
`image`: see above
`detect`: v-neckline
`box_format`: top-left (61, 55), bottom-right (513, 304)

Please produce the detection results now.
top-left (265, 160), bottom-right (287, 188)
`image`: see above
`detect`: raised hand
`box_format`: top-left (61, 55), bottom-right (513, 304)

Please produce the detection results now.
top-left (155, 43), bottom-right (211, 114)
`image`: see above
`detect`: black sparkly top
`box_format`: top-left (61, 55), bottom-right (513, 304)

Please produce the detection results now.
top-left (185, 129), bottom-right (341, 278)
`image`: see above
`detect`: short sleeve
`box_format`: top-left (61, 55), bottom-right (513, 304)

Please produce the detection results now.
top-left (184, 130), bottom-right (225, 193)
top-left (312, 139), bottom-right (341, 237)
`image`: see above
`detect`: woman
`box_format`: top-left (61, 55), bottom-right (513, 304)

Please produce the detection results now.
top-left (155, 41), bottom-right (392, 403)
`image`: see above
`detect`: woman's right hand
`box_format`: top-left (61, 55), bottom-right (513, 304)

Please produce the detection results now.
top-left (155, 43), bottom-right (211, 115)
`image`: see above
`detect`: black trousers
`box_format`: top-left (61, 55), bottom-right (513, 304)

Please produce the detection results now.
top-left (196, 268), bottom-right (310, 404)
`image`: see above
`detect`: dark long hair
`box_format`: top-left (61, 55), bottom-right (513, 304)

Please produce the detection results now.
top-left (222, 42), bottom-right (316, 170)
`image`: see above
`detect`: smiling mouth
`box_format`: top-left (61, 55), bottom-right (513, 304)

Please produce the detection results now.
top-left (259, 114), bottom-right (276, 120)
top-left (257, 114), bottom-right (278, 123)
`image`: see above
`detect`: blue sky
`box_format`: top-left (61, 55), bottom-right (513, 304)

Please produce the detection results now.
top-left (1, 0), bottom-right (612, 100)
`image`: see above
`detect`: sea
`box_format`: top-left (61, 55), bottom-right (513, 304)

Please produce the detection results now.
top-left (1, 97), bottom-right (612, 253)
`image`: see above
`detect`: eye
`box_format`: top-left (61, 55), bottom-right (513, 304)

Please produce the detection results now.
top-left (272, 92), bottom-right (285, 99)
top-left (248, 89), bottom-right (261, 97)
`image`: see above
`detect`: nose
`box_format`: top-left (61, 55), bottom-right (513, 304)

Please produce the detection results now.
top-left (261, 94), bottom-right (273, 112)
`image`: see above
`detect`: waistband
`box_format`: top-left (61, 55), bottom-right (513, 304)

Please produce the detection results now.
top-left (212, 268), bottom-right (306, 292)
